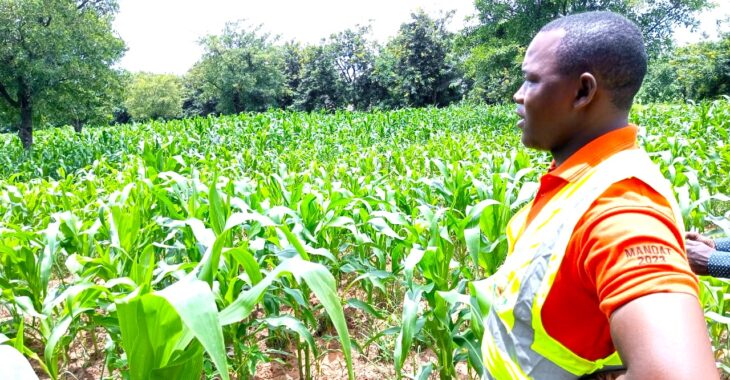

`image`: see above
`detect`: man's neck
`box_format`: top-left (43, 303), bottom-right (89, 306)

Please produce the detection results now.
top-left (552, 115), bottom-right (629, 167)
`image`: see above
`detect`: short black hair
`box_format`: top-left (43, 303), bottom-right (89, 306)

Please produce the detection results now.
top-left (540, 11), bottom-right (647, 110)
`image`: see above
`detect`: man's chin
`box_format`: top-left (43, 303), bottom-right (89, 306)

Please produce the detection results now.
top-left (521, 134), bottom-right (537, 149)
top-left (521, 135), bottom-right (548, 151)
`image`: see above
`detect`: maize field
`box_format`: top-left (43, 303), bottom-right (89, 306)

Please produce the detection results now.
top-left (0, 101), bottom-right (729, 379)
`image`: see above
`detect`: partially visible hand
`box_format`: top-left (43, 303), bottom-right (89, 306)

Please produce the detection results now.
top-left (685, 239), bottom-right (714, 276)
top-left (686, 231), bottom-right (716, 249)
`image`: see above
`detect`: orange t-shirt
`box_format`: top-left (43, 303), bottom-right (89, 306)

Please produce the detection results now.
top-left (525, 125), bottom-right (699, 361)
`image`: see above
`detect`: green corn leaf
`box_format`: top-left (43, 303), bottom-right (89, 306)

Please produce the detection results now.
top-left (279, 223), bottom-right (311, 260)
top-left (368, 217), bottom-right (403, 240)
top-left (464, 225), bottom-right (482, 270)
top-left (208, 178), bottom-right (226, 236)
top-left (404, 247), bottom-right (427, 285)
top-left (414, 362), bottom-right (434, 380)
top-left (224, 211), bottom-right (277, 229)
top-left (453, 335), bottom-right (485, 377)
top-left (157, 279), bottom-right (229, 380)
top-left (149, 341), bottom-right (204, 380)
top-left (117, 279), bottom-right (229, 380)
top-left (347, 298), bottom-right (385, 320)
top-left (394, 287), bottom-right (423, 376)
top-left (44, 312), bottom-right (80, 380)
top-left (220, 256), bottom-right (353, 379)
top-left (265, 316), bottom-right (318, 357)
top-left (226, 246), bottom-right (262, 285)
top-left (40, 218), bottom-right (61, 300)
top-left (465, 199), bottom-right (501, 225)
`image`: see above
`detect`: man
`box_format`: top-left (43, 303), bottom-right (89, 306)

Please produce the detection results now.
top-left (686, 232), bottom-right (730, 277)
top-left (477, 11), bottom-right (718, 379)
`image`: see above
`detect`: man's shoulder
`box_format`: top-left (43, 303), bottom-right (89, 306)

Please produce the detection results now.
top-left (585, 177), bottom-right (677, 223)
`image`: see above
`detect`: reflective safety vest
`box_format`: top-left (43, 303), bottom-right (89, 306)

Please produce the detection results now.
top-left (478, 148), bottom-right (684, 379)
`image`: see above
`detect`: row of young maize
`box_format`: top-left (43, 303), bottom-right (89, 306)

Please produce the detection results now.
top-left (0, 101), bottom-right (728, 379)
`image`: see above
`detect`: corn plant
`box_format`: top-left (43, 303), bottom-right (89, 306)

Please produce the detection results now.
top-left (1, 101), bottom-right (729, 379)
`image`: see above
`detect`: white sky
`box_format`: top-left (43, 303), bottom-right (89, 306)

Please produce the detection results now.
top-left (674, 0), bottom-right (730, 45)
top-left (113, 0), bottom-right (477, 75)
top-left (113, 0), bottom-right (730, 76)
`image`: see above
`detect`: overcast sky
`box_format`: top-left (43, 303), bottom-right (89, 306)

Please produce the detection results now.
top-left (113, 0), bottom-right (729, 75)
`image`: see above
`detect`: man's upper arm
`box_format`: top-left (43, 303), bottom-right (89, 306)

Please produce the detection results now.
top-left (610, 292), bottom-right (718, 379)
top-left (578, 179), bottom-right (716, 377)
top-left (577, 179), bottom-right (699, 317)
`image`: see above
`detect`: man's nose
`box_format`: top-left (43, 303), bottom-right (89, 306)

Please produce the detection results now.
top-left (513, 83), bottom-right (525, 104)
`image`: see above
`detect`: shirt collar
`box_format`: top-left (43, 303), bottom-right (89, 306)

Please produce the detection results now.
top-left (547, 125), bottom-right (639, 182)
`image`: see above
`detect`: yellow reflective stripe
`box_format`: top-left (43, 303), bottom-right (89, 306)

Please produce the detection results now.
top-left (506, 205), bottom-right (530, 254)
top-left (528, 167), bottom-right (623, 374)
top-left (531, 308), bottom-right (610, 375)
top-left (482, 328), bottom-right (530, 380)
top-left (483, 149), bottom-right (682, 377)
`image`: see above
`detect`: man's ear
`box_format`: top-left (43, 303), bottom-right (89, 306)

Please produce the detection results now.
top-left (574, 73), bottom-right (597, 109)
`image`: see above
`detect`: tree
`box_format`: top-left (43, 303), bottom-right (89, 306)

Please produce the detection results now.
top-left (462, 43), bottom-right (524, 104)
top-left (329, 26), bottom-right (384, 110)
top-left (636, 55), bottom-right (682, 103)
top-left (379, 10), bottom-right (462, 108)
top-left (462, 0), bottom-right (712, 103)
top-left (45, 68), bottom-right (125, 132)
top-left (673, 34), bottom-right (730, 100)
top-left (470, 0), bottom-right (711, 55)
top-left (124, 73), bottom-right (184, 122)
top-left (182, 64), bottom-right (218, 118)
top-left (0, 0), bottom-right (125, 148)
top-left (639, 33), bottom-right (730, 102)
top-left (193, 22), bottom-right (286, 114)
top-left (279, 41), bottom-right (303, 109)
top-left (294, 45), bottom-right (346, 112)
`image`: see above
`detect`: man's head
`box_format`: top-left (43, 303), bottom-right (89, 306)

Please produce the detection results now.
top-left (540, 11), bottom-right (647, 110)
top-left (514, 11), bottom-right (646, 162)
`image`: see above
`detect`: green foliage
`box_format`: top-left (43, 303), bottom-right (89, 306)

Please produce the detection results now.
top-left (470, 0), bottom-right (710, 55)
top-left (636, 54), bottom-right (685, 103)
top-left (0, 0), bottom-right (125, 147)
top-left (192, 22), bottom-right (286, 114)
top-left (294, 45), bottom-right (346, 111)
top-left (463, 0), bottom-right (712, 103)
top-left (639, 34), bottom-right (730, 103)
top-left (378, 10), bottom-right (462, 108)
top-left (673, 35), bottom-right (730, 100)
top-left (329, 25), bottom-right (384, 110)
top-left (463, 43), bottom-right (524, 104)
top-left (124, 72), bottom-right (184, 122)
top-left (280, 41), bottom-right (304, 109)
top-left (117, 279), bottom-right (229, 380)
top-left (1, 102), bottom-right (730, 379)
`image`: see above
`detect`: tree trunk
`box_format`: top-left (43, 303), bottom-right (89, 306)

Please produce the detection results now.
top-left (73, 120), bottom-right (83, 133)
top-left (18, 90), bottom-right (32, 149)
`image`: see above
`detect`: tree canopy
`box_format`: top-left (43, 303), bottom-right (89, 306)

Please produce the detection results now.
top-left (0, 1), bottom-right (727, 146)
top-left (124, 73), bottom-right (184, 122)
top-left (191, 22), bottom-right (286, 114)
top-left (461, 0), bottom-right (714, 103)
top-left (380, 10), bottom-right (462, 108)
top-left (0, 0), bottom-right (125, 148)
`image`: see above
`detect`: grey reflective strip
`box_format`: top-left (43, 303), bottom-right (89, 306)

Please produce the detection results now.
top-left (484, 223), bottom-right (578, 380)
top-left (484, 149), bottom-right (671, 379)
top-left (485, 313), bottom-right (578, 380)
top-left (484, 222), bottom-right (589, 379)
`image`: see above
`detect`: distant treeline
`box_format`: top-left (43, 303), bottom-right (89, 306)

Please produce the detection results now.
top-left (0, 0), bottom-right (728, 148)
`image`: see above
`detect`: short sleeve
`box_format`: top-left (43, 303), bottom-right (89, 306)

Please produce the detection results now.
top-left (575, 179), bottom-right (699, 318)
